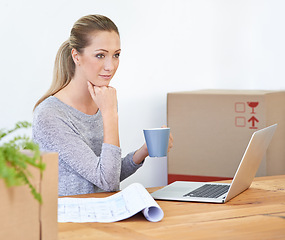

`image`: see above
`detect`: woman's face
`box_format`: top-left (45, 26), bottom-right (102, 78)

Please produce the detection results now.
top-left (74, 31), bottom-right (121, 87)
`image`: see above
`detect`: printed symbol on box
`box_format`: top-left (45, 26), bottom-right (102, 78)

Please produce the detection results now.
top-left (248, 116), bottom-right (259, 129)
top-left (247, 102), bottom-right (259, 114)
top-left (235, 117), bottom-right (246, 127)
top-left (234, 101), bottom-right (259, 129)
top-left (235, 102), bottom-right (246, 113)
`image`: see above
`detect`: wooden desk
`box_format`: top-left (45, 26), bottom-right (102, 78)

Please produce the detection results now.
top-left (58, 175), bottom-right (285, 240)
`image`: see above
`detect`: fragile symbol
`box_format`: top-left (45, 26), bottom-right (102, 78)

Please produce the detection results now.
top-left (247, 102), bottom-right (259, 114)
top-left (248, 116), bottom-right (259, 129)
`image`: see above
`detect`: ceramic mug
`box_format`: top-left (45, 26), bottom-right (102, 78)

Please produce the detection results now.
top-left (143, 128), bottom-right (170, 157)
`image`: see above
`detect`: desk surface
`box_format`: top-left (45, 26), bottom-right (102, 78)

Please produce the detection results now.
top-left (58, 175), bottom-right (285, 240)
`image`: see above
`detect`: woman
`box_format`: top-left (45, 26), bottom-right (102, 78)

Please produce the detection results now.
top-left (33, 14), bottom-right (173, 196)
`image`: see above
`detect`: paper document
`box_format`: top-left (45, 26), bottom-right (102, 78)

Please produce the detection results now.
top-left (58, 183), bottom-right (164, 223)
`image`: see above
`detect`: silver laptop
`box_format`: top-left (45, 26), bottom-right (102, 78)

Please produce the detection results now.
top-left (151, 124), bottom-right (277, 203)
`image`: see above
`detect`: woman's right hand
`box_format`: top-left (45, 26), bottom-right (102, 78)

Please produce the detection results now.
top-left (87, 81), bottom-right (118, 116)
top-left (87, 81), bottom-right (120, 147)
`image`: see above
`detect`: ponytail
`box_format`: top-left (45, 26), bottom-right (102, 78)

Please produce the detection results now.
top-left (34, 14), bottom-right (119, 111)
top-left (33, 40), bottom-right (75, 110)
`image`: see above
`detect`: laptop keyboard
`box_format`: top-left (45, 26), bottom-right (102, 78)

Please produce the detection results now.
top-left (183, 184), bottom-right (230, 198)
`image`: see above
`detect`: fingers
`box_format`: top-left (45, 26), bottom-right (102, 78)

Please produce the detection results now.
top-left (160, 125), bottom-right (174, 152)
top-left (87, 82), bottom-right (118, 114)
top-left (168, 131), bottom-right (174, 152)
top-left (87, 81), bottom-right (115, 100)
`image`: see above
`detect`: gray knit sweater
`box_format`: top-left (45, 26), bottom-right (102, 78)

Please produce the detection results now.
top-left (32, 96), bottom-right (143, 196)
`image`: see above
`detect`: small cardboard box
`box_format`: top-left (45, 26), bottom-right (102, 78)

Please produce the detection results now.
top-left (167, 90), bottom-right (285, 178)
top-left (0, 152), bottom-right (58, 240)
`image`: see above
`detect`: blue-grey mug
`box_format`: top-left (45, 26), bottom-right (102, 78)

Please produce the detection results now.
top-left (143, 128), bottom-right (170, 157)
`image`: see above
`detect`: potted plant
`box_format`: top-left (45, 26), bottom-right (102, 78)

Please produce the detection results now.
top-left (0, 121), bottom-right (58, 240)
top-left (0, 121), bottom-right (45, 203)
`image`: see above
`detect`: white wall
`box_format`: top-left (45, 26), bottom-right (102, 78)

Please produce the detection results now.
top-left (1, 0), bottom-right (285, 189)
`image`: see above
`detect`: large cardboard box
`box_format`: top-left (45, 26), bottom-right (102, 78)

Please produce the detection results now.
top-left (167, 90), bottom-right (285, 178)
top-left (0, 152), bottom-right (58, 240)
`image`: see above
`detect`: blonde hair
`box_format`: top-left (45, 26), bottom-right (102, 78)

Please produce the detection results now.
top-left (34, 14), bottom-right (119, 110)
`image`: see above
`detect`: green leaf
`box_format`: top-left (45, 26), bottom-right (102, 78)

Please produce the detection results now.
top-left (0, 121), bottom-right (44, 203)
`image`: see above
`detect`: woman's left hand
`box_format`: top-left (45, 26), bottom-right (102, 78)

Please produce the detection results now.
top-left (133, 126), bottom-right (173, 165)
top-left (162, 125), bottom-right (173, 153)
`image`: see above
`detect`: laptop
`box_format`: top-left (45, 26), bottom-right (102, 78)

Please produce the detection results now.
top-left (151, 124), bottom-right (277, 203)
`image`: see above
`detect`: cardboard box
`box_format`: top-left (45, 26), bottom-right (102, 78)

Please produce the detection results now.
top-left (167, 90), bottom-right (285, 178)
top-left (0, 152), bottom-right (58, 240)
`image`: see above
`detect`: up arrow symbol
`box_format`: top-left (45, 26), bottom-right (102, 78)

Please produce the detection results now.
top-left (248, 116), bottom-right (259, 129)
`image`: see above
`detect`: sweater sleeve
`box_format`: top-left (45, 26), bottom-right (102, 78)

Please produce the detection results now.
top-left (32, 108), bottom-right (122, 192)
top-left (120, 151), bottom-right (144, 181)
